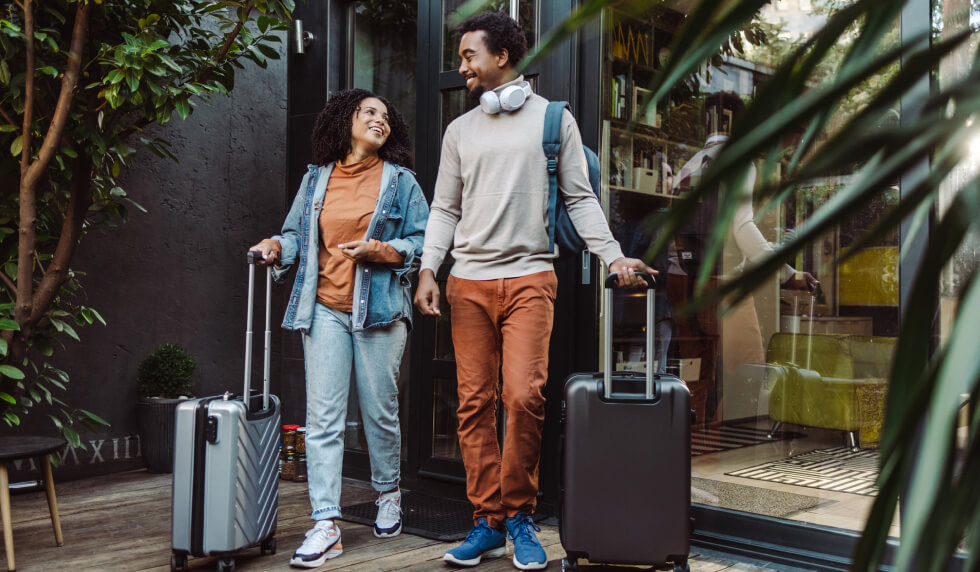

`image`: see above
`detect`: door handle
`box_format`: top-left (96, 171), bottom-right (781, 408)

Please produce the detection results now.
top-left (294, 19), bottom-right (315, 54)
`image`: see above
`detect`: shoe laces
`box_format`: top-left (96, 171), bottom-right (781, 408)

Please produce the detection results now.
top-left (301, 520), bottom-right (337, 550)
top-left (375, 493), bottom-right (402, 521)
top-left (464, 521), bottom-right (496, 543)
top-left (508, 515), bottom-right (541, 543)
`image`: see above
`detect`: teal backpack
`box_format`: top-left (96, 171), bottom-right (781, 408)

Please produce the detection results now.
top-left (543, 101), bottom-right (601, 260)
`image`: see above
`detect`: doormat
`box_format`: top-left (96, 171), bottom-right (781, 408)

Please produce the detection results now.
top-left (691, 424), bottom-right (803, 456)
top-left (725, 447), bottom-right (879, 496)
top-left (341, 491), bottom-right (472, 541)
top-left (692, 477), bottom-right (825, 518)
top-left (341, 491), bottom-right (544, 541)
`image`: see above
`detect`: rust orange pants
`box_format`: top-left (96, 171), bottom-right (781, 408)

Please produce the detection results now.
top-left (446, 271), bottom-right (558, 528)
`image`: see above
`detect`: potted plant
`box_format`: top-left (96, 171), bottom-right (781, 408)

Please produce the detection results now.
top-left (136, 344), bottom-right (196, 473)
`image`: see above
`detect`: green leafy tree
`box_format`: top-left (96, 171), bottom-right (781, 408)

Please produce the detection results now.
top-left (0, 0), bottom-right (293, 448)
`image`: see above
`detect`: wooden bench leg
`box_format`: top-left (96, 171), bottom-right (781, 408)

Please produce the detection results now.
top-left (40, 456), bottom-right (63, 547)
top-left (0, 463), bottom-right (14, 571)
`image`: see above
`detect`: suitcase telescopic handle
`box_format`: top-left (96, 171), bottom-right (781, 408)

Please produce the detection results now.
top-left (602, 273), bottom-right (656, 289)
top-left (245, 250), bottom-right (273, 412)
top-left (603, 272), bottom-right (656, 400)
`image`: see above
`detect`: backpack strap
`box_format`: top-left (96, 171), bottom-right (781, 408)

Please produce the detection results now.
top-left (543, 101), bottom-right (568, 252)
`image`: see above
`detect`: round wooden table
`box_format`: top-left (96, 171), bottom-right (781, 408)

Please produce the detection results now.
top-left (0, 436), bottom-right (67, 571)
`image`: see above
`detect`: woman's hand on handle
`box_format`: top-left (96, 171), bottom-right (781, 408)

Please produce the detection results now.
top-left (249, 239), bottom-right (281, 267)
top-left (608, 257), bottom-right (658, 288)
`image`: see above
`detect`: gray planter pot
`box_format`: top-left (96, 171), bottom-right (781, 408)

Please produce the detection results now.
top-left (136, 397), bottom-right (185, 473)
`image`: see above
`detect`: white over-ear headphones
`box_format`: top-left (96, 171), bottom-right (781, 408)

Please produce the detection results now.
top-left (479, 81), bottom-right (533, 115)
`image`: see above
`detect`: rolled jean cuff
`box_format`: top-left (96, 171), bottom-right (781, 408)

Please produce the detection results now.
top-left (312, 505), bottom-right (342, 521)
top-left (372, 477), bottom-right (399, 492)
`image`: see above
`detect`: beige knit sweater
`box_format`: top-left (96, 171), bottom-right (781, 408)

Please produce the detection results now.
top-left (420, 79), bottom-right (624, 280)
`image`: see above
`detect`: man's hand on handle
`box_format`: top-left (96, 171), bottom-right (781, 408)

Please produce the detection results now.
top-left (248, 239), bottom-right (281, 267)
top-left (782, 271), bottom-right (819, 292)
top-left (608, 257), bottom-right (658, 288)
top-left (414, 269), bottom-right (441, 316)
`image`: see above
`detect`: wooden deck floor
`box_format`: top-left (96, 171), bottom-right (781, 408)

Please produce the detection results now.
top-left (2, 470), bottom-right (782, 571)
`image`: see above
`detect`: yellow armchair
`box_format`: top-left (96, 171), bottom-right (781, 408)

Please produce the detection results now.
top-left (766, 333), bottom-right (895, 450)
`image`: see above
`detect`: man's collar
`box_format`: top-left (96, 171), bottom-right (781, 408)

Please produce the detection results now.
top-left (489, 74), bottom-right (527, 95)
top-left (705, 132), bottom-right (728, 148)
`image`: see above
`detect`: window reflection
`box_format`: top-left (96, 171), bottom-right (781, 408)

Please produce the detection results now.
top-left (352, 1), bottom-right (418, 141)
top-left (600, 1), bottom-right (900, 535)
top-left (936, 0), bottom-right (980, 342)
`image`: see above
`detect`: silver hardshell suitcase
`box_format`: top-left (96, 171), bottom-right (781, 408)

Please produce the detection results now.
top-left (171, 252), bottom-right (281, 572)
top-left (560, 273), bottom-right (691, 571)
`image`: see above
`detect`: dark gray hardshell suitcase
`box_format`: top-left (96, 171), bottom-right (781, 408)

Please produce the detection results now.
top-left (560, 273), bottom-right (691, 571)
top-left (171, 252), bottom-right (281, 572)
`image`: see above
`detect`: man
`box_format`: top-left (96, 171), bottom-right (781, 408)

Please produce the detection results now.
top-left (414, 11), bottom-right (655, 571)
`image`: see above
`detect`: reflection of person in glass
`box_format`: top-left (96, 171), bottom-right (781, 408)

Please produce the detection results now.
top-left (413, 11), bottom-right (655, 570)
top-left (611, 206), bottom-right (673, 374)
top-left (668, 91), bottom-right (818, 425)
top-left (249, 89), bottom-right (429, 568)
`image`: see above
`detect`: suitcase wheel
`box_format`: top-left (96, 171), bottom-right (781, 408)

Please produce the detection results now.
top-left (261, 535), bottom-right (277, 555)
top-left (217, 557), bottom-right (235, 572)
top-left (672, 561), bottom-right (690, 572)
top-left (561, 557), bottom-right (578, 570)
top-left (170, 553), bottom-right (188, 572)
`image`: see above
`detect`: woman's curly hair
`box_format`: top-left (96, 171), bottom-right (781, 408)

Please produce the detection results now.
top-left (459, 11), bottom-right (528, 67)
top-left (311, 88), bottom-right (414, 169)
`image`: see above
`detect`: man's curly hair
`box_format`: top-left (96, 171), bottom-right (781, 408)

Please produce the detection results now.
top-left (311, 88), bottom-right (413, 169)
top-left (459, 11), bottom-right (527, 67)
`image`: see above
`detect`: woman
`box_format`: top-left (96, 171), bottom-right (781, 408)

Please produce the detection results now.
top-left (250, 89), bottom-right (429, 569)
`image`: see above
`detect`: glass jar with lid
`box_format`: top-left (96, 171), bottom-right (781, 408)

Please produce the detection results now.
top-left (282, 424), bottom-right (300, 450)
top-left (296, 427), bottom-right (306, 454)
top-left (294, 454), bottom-right (308, 482)
top-left (281, 450), bottom-right (297, 481)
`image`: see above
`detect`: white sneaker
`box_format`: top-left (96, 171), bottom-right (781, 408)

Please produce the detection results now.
top-left (374, 489), bottom-right (402, 538)
top-left (290, 520), bottom-right (342, 568)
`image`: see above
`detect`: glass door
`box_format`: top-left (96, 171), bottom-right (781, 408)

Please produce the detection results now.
top-left (411, 0), bottom-right (540, 484)
top-left (596, 1), bottom-right (901, 536)
top-left (344, 0), bottom-right (420, 467)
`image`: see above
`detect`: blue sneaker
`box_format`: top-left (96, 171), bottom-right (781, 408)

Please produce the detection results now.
top-left (443, 518), bottom-right (506, 567)
top-left (505, 513), bottom-right (547, 570)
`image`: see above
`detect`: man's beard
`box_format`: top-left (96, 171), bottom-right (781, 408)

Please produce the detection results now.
top-left (466, 84), bottom-right (486, 109)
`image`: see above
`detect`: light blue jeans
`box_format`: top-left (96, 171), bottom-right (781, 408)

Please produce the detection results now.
top-left (303, 303), bottom-right (407, 521)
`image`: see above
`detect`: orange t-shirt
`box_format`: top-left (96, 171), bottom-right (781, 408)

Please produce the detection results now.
top-left (316, 156), bottom-right (403, 312)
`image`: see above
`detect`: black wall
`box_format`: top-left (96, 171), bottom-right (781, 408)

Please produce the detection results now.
top-left (2, 35), bottom-right (291, 481)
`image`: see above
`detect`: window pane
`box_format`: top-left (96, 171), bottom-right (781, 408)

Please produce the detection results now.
top-left (435, 277), bottom-right (455, 360)
top-left (935, 0), bottom-right (980, 343)
top-left (599, 2), bottom-right (900, 536)
top-left (442, 0), bottom-right (536, 71)
top-left (432, 377), bottom-right (461, 460)
top-left (441, 88), bottom-right (470, 137)
top-left (352, 1), bottom-right (418, 141)
top-left (935, 6), bottom-right (977, 557)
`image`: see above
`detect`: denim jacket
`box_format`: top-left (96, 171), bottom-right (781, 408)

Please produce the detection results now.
top-left (272, 161), bottom-right (429, 332)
